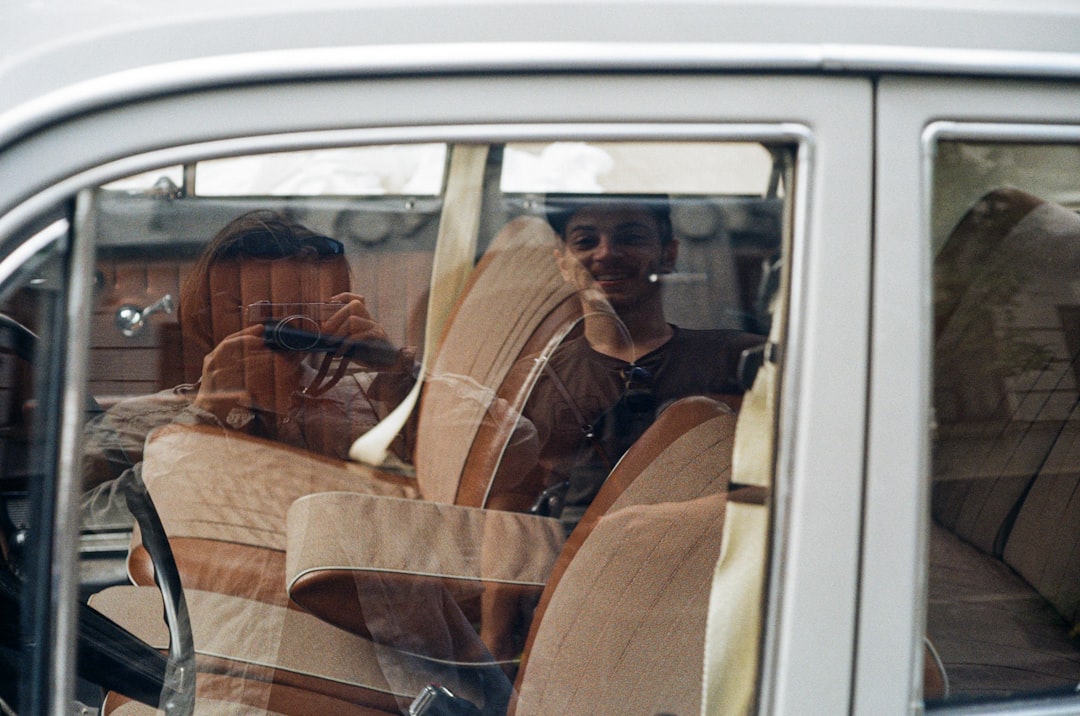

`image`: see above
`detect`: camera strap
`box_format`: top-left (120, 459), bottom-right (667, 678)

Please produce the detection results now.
top-left (302, 352), bottom-right (349, 398)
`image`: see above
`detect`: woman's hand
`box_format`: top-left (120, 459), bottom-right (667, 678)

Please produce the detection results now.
top-left (323, 293), bottom-right (391, 346)
top-left (193, 323), bottom-right (303, 420)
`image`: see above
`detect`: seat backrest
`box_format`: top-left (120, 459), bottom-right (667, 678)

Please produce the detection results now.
top-left (933, 188), bottom-right (1080, 556)
top-left (413, 215), bottom-right (581, 505)
top-left (929, 188), bottom-right (1080, 697)
top-left (941, 192), bottom-right (1080, 624)
top-left (512, 395), bottom-right (736, 715)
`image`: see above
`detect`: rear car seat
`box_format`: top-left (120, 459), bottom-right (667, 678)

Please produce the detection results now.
top-left (929, 188), bottom-right (1080, 699)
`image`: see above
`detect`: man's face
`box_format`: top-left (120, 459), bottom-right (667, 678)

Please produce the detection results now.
top-left (557, 205), bottom-right (677, 310)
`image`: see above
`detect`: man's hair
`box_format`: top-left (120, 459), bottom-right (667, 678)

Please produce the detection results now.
top-left (543, 193), bottom-right (674, 245)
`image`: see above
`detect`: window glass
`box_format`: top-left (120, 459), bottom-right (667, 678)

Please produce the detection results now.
top-left (928, 139), bottom-right (1080, 706)
top-left (195, 144), bottom-right (448, 196)
top-left (59, 138), bottom-right (789, 714)
top-left (501, 141), bottom-right (775, 195)
top-left (103, 166), bottom-right (185, 195)
top-left (0, 226), bottom-right (69, 714)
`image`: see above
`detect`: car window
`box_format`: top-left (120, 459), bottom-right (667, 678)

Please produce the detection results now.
top-left (927, 137), bottom-right (1080, 707)
top-left (2, 136), bottom-right (793, 714)
top-left (0, 220), bottom-right (72, 713)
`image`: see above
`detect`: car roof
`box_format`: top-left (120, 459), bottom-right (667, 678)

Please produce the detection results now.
top-left (2, 0), bottom-right (1080, 145)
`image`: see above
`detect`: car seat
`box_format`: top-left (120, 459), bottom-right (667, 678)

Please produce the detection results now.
top-left (125, 214), bottom-right (581, 607)
top-left (92, 394), bottom-right (744, 715)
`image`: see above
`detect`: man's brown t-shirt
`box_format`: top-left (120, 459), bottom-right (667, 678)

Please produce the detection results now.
top-left (516, 326), bottom-right (763, 520)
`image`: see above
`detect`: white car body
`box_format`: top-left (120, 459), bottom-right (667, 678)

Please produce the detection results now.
top-left (2, 2), bottom-right (1080, 715)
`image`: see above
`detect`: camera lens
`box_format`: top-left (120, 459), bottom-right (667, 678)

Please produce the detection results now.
top-left (267, 314), bottom-right (321, 351)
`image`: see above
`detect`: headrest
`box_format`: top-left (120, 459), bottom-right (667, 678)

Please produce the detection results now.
top-left (935, 187), bottom-right (1080, 423)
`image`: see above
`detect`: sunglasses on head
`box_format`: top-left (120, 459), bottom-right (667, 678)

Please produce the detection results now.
top-left (218, 231), bottom-right (344, 260)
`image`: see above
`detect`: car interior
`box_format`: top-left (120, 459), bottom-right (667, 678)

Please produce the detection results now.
top-left (5, 132), bottom-right (1080, 715)
top-left (0, 139), bottom-right (789, 714)
top-left (927, 182), bottom-right (1080, 703)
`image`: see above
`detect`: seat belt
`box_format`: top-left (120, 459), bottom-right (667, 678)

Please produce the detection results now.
top-left (349, 144), bottom-right (489, 467)
top-left (700, 278), bottom-right (784, 715)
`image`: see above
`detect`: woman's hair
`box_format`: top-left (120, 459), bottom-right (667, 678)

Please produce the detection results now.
top-left (187, 210), bottom-right (343, 279)
top-left (178, 210), bottom-right (349, 380)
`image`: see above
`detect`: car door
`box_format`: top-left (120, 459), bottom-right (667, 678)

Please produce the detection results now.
top-left (863, 76), bottom-right (1080, 714)
top-left (0, 65), bottom-right (872, 714)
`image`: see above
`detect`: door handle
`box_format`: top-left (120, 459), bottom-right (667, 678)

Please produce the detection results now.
top-left (115, 294), bottom-right (174, 337)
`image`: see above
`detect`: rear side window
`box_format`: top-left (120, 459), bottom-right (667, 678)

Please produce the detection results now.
top-left (927, 137), bottom-right (1080, 706)
top-left (0, 220), bottom-right (71, 714)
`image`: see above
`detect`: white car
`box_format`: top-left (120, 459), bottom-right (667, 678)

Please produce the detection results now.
top-left (2, 1), bottom-right (1080, 714)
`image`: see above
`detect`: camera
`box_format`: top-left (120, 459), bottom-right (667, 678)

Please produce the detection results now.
top-left (245, 302), bottom-right (341, 352)
top-left (244, 301), bottom-right (400, 365)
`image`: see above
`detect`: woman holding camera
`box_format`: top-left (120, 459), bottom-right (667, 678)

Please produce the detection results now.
top-left (80, 211), bottom-right (416, 521)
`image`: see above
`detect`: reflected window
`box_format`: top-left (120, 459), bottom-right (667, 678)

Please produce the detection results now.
top-left (501, 141), bottom-right (775, 195)
top-left (196, 144), bottom-right (448, 196)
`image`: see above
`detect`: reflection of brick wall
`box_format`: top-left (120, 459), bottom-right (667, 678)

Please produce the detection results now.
top-left (91, 257), bottom-right (191, 400)
top-left (347, 250), bottom-right (432, 354)
top-left (90, 250), bottom-right (434, 400)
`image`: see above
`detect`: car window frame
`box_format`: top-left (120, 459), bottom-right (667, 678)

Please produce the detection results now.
top-left (0, 71), bottom-right (874, 715)
top-left (865, 76), bottom-right (1080, 715)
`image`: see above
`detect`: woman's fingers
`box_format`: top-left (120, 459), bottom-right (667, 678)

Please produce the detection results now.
top-left (325, 293), bottom-right (390, 343)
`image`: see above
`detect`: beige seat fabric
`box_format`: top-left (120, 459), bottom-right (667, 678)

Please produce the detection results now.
top-left (514, 396), bottom-right (737, 715)
top-left (128, 425), bottom-right (419, 604)
top-left (90, 585), bottom-right (487, 715)
top-left (932, 187), bottom-right (1072, 554)
top-left (286, 493), bottom-right (565, 642)
top-left (414, 216), bottom-right (582, 506)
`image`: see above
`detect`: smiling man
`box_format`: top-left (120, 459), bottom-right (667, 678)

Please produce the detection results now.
top-left (498, 194), bottom-right (765, 528)
top-left (479, 194), bottom-right (765, 663)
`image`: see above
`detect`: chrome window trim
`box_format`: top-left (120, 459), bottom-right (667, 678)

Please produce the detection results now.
top-left (0, 219), bottom-right (67, 295)
top-left (925, 120), bottom-right (1080, 145)
top-left (50, 195), bottom-right (95, 716)
top-left (756, 124), bottom-right (814, 716)
top-left (918, 120), bottom-right (1080, 714)
top-left (2, 42), bottom-right (1080, 151)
